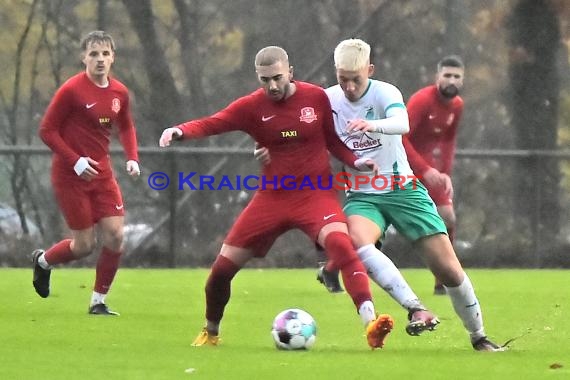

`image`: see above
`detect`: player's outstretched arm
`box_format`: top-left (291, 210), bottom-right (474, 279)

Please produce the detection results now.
top-left (159, 127), bottom-right (183, 147)
top-left (346, 111), bottom-right (409, 135)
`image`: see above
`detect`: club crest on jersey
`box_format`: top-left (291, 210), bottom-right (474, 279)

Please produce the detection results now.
top-left (343, 132), bottom-right (382, 151)
top-left (112, 98), bottom-right (121, 113)
top-left (299, 107), bottom-right (317, 123)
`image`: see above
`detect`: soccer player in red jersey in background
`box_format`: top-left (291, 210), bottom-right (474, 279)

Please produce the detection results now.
top-left (32, 31), bottom-right (140, 315)
top-left (403, 55), bottom-right (464, 295)
top-left (159, 46), bottom-right (394, 349)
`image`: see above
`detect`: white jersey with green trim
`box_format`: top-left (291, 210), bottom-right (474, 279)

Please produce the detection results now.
top-left (326, 79), bottom-right (415, 194)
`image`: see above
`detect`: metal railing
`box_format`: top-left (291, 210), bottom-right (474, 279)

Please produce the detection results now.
top-left (1, 145), bottom-right (569, 268)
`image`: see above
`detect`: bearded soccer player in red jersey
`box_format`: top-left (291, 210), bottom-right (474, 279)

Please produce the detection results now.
top-left (403, 55), bottom-right (465, 295)
top-left (32, 31), bottom-right (140, 315)
top-left (160, 46), bottom-right (394, 349)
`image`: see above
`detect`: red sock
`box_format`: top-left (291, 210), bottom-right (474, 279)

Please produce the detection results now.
top-left (324, 232), bottom-right (372, 309)
top-left (44, 239), bottom-right (75, 265)
top-left (205, 255), bottom-right (240, 324)
top-left (94, 247), bottom-right (122, 294)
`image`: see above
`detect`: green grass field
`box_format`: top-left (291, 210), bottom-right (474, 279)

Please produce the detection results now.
top-left (1, 268), bottom-right (568, 379)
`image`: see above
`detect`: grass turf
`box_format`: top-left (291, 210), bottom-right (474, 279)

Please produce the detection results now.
top-left (1, 268), bottom-right (568, 379)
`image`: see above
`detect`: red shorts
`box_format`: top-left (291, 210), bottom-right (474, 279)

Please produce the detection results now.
top-left (225, 189), bottom-right (347, 257)
top-left (52, 176), bottom-right (124, 230)
top-left (425, 182), bottom-right (453, 206)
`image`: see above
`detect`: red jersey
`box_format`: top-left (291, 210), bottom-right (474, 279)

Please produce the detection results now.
top-left (175, 81), bottom-right (358, 190)
top-left (40, 72), bottom-right (139, 180)
top-left (404, 85), bottom-right (463, 176)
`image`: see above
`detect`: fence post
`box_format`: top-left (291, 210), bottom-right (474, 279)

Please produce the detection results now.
top-left (167, 151), bottom-right (178, 267)
top-left (532, 155), bottom-right (542, 268)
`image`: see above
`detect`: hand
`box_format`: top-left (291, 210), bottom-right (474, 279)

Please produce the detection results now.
top-left (441, 173), bottom-right (454, 199)
top-left (354, 157), bottom-right (378, 174)
top-left (253, 143), bottom-right (271, 165)
top-left (126, 160), bottom-right (141, 177)
top-left (74, 156), bottom-right (99, 181)
top-left (346, 119), bottom-right (376, 133)
top-left (159, 127), bottom-right (183, 147)
top-left (422, 167), bottom-right (445, 189)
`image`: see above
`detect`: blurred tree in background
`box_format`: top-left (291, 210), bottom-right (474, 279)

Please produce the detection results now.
top-left (0, 0), bottom-right (569, 267)
top-left (507, 0), bottom-right (561, 250)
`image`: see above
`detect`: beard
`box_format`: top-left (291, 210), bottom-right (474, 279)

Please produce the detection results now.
top-left (268, 82), bottom-right (289, 101)
top-left (439, 85), bottom-right (459, 99)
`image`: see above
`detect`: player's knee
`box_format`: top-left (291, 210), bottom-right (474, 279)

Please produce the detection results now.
top-left (72, 238), bottom-right (97, 257)
top-left (436, 268), bottom-right (463, 287)
top-left (429, 251), bottom-right (464, 286)
top-left (101, 227), bottom-right (124, 251)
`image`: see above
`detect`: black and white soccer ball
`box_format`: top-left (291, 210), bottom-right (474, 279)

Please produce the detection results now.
top-left (271, 308), bottom-right (317, 350)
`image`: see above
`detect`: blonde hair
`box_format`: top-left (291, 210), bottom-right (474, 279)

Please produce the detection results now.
top-left (334, 39), bottom-right (370, 71)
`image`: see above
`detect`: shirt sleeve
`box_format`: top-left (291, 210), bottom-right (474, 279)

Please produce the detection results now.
top-left (116, 93), bottom-right (139, 162)
top-left (175, 97), bottom-right (247, 139)
top-left (440, 104), bottom-right (463, 174)
top-left (404, 93), bottom-right (432, 176)
top-left (39, 86), bottom-right (81, 167)
top-left (368, 83), bottom-right (409, 135)
top-left (369, 105), bottom-right (409, 134)
top-left (321, 96), bottom-right (359, 169)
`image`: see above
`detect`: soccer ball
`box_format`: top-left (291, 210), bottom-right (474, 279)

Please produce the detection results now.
top-left (271, 308), bottom-right (317, 350)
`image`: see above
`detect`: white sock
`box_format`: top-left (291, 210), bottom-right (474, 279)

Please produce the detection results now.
top-left (358, 300), bottom-right (376, 327)
top-left (38, 254), bottom-right (52, 270)
top-left (357, 244), bottom-right (424, 311)
top-left (445, 273), bottom-right (486, 342)
top-left (90, 291), bottom-right (106, 306)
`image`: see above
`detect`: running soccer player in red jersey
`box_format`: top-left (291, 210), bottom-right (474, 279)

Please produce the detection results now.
top-left (403, 55), bottom-right (464, 295)
top-left (32, 31), bottom-right (140, 316)
top-left (160, 46), bottom-right (394, 349)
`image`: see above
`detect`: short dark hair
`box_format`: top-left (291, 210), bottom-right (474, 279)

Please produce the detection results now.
top-left (255, 46), bottom-right (289, 67)
top-left (437, 55), bottom-right (464, 71)
top-left (80, 30), bottom-right (115, 52)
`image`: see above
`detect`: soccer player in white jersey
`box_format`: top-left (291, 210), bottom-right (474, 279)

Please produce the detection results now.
top-left (327, 38), bottom-right (504, 351)
top-left (255, 39), bottom-right (505, 352)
